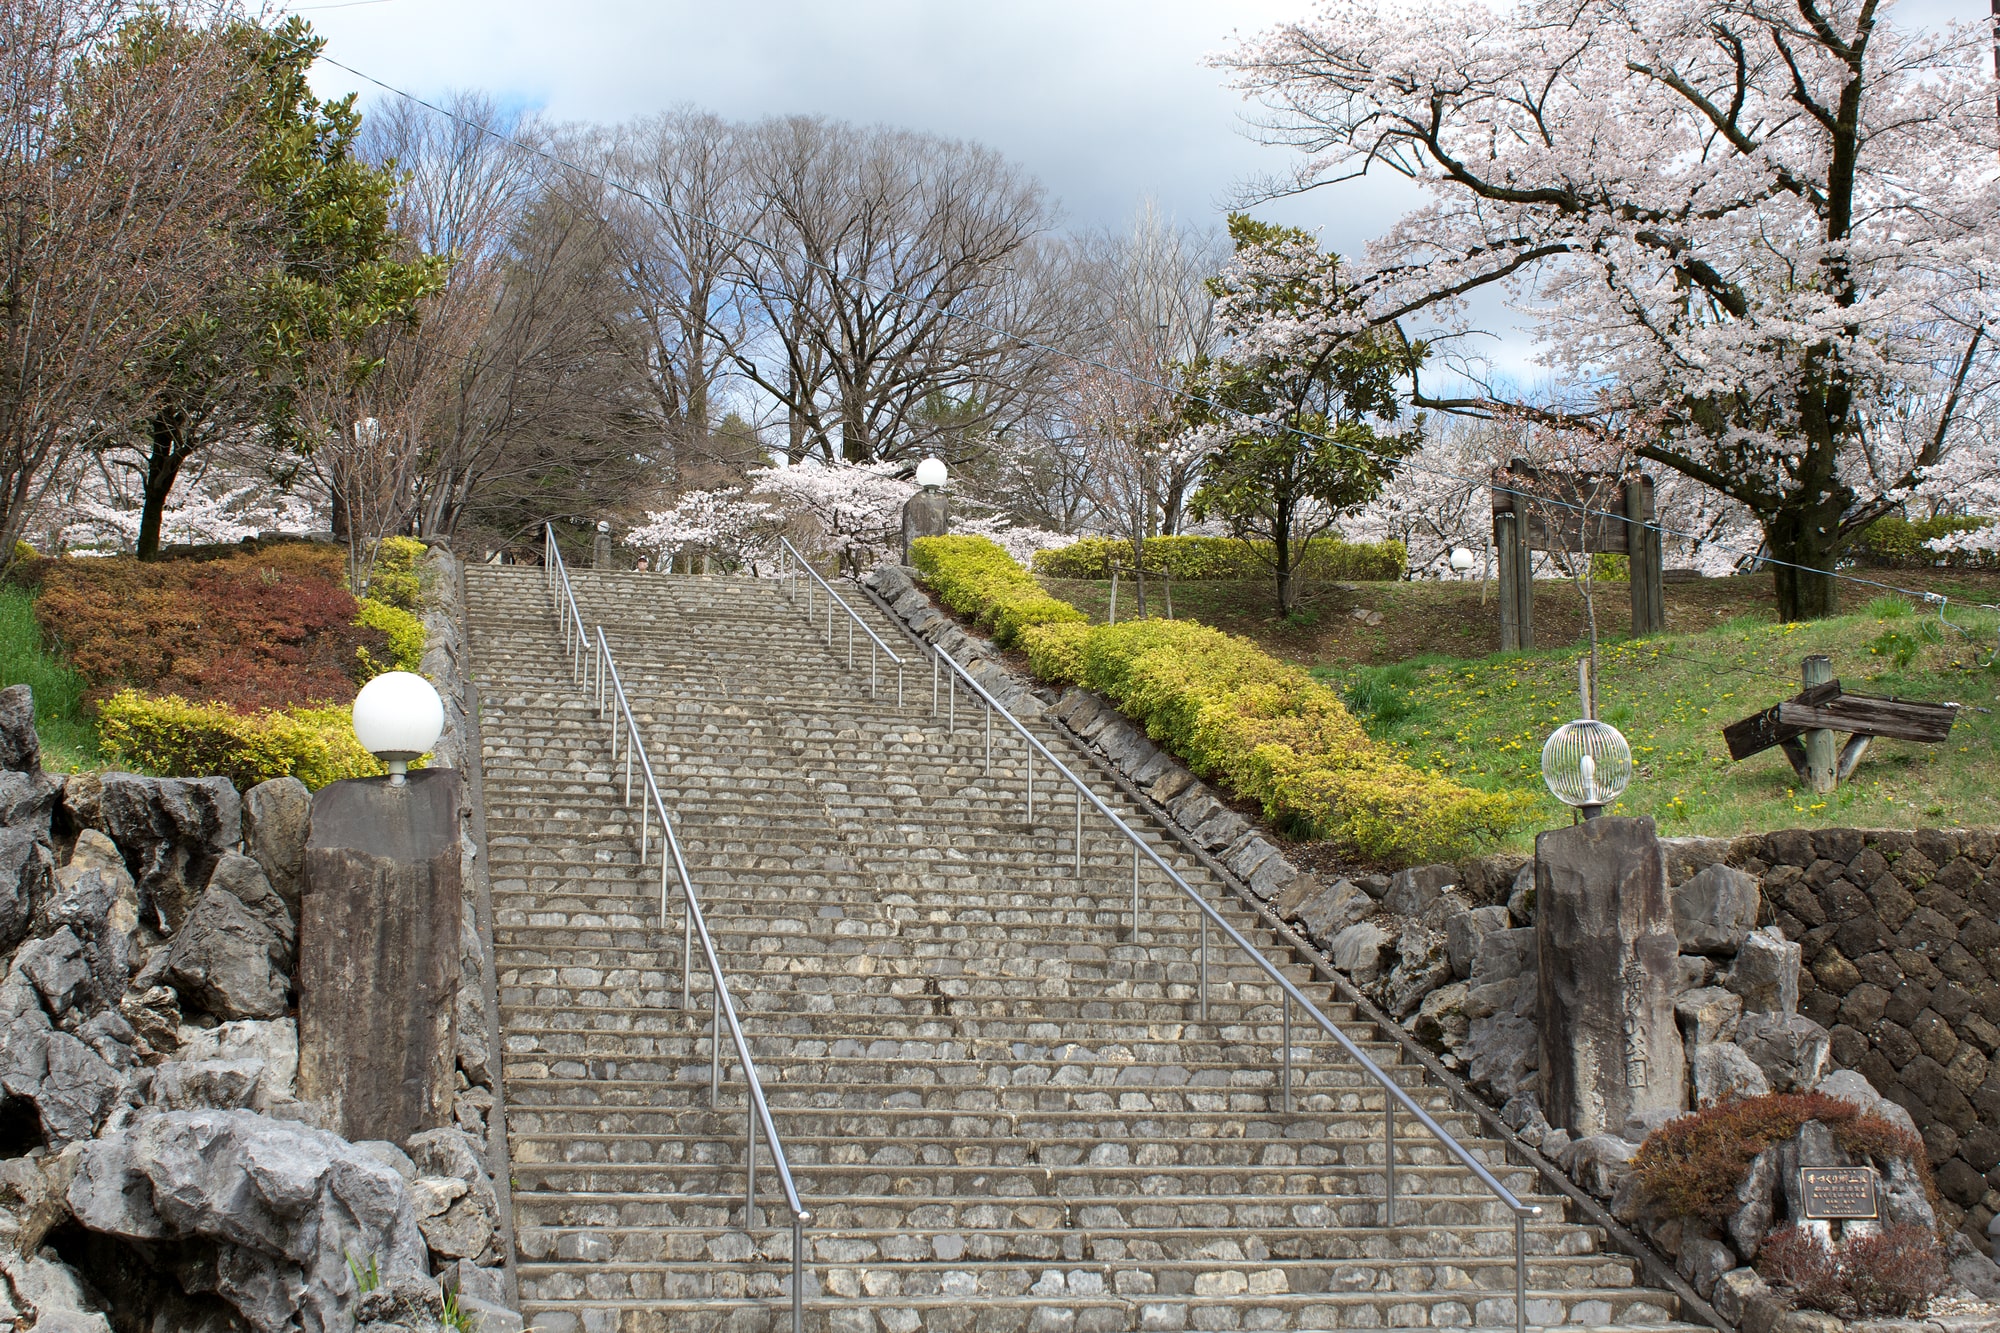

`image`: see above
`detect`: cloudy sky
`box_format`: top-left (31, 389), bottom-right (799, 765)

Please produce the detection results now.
top-left (301, 0), bottom-right (1982, 384)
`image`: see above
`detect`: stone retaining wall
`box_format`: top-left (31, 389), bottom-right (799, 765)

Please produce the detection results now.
top-left (1726, 827), bottom-right (2000, 1245)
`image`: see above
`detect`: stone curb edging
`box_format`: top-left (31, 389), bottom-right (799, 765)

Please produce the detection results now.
top-left (422, 546), bottom-right (521, 1309)
top-left (852, 563), bottom-right (1727, 1332)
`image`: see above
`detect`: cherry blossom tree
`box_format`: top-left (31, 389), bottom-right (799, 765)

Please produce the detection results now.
top-left (622, 486), bottom-right (772, 571)
top-left (1221, 0), bottom-right (2000, 619)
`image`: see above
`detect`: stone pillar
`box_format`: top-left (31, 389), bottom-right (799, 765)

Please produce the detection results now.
top-left (298, 768), bottom-right (460, 1143)
top-left (1536, 815), bottom-right (1685, 1136)
top-left (901, 491), bottom-right (948, 563)
top-left (592, 521), bottom-right (613, 569)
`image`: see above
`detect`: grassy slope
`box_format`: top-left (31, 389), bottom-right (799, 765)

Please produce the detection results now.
top-left (1040, 570), bottom-right (2000, 848)
top-left (0, 586), bottom-right (103, 773)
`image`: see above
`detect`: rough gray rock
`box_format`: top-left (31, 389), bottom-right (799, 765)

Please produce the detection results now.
top-left (1724, 928), bottom-right (1801, 1017)
top-left (39, 860), bottom-right (138, 1012)
top-left (1561, 1134), bottom-right (1637, 1199)
top-left (1735, 1012), bottom-right (1831, 1093)
top-left (1727, 1148), bottom-right (1778, 1260)
top-left (1380, 927), bottom-right (1452, 1020)
top-left (67, 1109), bottom-right (429, 1333)
top-left (207, 852), bottom-right (295, 970)
top-left (406, 1127), bottom-right (499, 1265)
top-left (150, 1058), bottom-right (264, 1112)
top-left (353, 1276), bottom-right (446, 1333)
top-left (1462, 927), bottom-right (1540, 1102)
top-left (0, 825), bottom-right (53, 951)
top-left (1505, 863), bottom-right (1535, 925)
top-left (1327, 922), bottom-right (1393, 986)
top-left (1709, 1266), bottom-right (1772, 1324)
top-left (1446, 905), bottom-right (1511, 980)
top-left (1674, 986), bottom-right (1744, 1049)
top-left (1671, 863), bottom-right (1760, 957)
top-left (1382, 864), bottom-right (1456, 918)
top-left (1676, 1234), bottom-right (1735, 1300)
top-left (98, 774), bottom-right (242, 934)
top-left (0, 767), bottom-right (60, 830)
top-left (167, 888), bottom-right (289, 1021)
top-left (1691, 1041), bottom-right (1772, 1107)
top-left (0, 1248), bottom-right (112, 1331)
top-left (0, 1007), bottom-right (127, 1146)
top-left (1412, 981), bottom-right (1470, 1061)
top-left (1292, 879), bottom-right (1377, 950)
top-left (243, 777), bottom-right (310, 925)
top-left (1810, 1068), bottom-right (1920, 1140)
top-left (0, 684), bottom-right (40, 773)
top-left (16, 927), bottom-right (91, 1016)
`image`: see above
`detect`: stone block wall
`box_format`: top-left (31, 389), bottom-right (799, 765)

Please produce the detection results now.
top-left (1729, 827), bottom-right (2000, 1243)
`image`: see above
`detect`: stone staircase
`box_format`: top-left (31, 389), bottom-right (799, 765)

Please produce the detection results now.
top-left (462, 564), bottom-right (1703, 1333)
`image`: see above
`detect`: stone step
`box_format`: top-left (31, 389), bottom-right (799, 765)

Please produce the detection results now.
top-left (514, 1220), bottom-right (1611, 1265)
top-left (515, 1253), bottom-right (1644, 1302)
top-left (463, 565), bottom-right (1687, 1333)
top-left (515, 1295), bottom-right (1688, 1333)
top-left (505, 1187), bottom-right (1554, 1232)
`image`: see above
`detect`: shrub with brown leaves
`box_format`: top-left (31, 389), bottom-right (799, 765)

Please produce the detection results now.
top-left (1630, 1092), bottom-right (1930, 1228)
top-left (33, 544), bottom-right (387, 712)
top-left (1758, 1224), bottom-right (1947, 1318)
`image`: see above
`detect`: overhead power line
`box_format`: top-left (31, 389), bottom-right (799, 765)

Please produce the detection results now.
top-left (319, 54), bottom-right (1999, 614)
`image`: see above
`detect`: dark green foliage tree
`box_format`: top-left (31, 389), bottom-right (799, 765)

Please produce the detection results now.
top-left (117, 13), bottom-right (441, 559)
top-left (1183, 216), bottom-right (1420, 617)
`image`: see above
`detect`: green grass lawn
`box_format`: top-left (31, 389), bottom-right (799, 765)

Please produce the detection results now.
top-left (0, 585), bottom-right (103, 773)
top-left (1322, 596), bottom-right (1999, 847)
top-left (1040, 567), bottom-right (2000, 846)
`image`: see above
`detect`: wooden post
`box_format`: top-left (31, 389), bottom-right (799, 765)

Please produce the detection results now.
top-left (1509, 505), bottom-right (1534, 650)
top-left (1626, 476), bottom-right (1665, 637)
top-left (1496, 511), bottom-right (1521, 652)
top-left (1798, 655), bottom-right (1837, 794)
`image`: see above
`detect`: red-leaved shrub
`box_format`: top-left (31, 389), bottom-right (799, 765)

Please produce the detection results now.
top-left (34, 545), bottom-right (387, 712)
top-left (1629, 1092), bottom-right (1930, 1227)
top-left (1758, 1224), bottom-right (1948, 1318)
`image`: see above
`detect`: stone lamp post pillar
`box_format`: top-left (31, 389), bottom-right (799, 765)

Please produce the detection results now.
top-left (901, 456), bottom-right (949, 563)
top-left (1535, 815), bottom-right (1686, 1136)
top-left (298, 672), bottom-right (460, 1144)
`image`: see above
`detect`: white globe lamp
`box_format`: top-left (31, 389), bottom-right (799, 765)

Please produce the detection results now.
top-left (1541, 719), bottom-right (1632, 819)
top-left (352, 671), bottom-right (445, 786)
top-left (915, 456), bottom-right (948, 491)
top-left (1449, 547), bottom-right (1476, 574)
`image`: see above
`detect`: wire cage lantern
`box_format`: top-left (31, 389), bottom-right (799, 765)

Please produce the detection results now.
top-left (1540, 718), bottom-right (1632, 815)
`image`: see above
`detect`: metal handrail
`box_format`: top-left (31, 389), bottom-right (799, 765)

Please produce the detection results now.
top-left (541, 526), bottom-right (809, 1332)
top-left (821, 577), bottom-right (1546, 1333)
top-left (777, 537), bottom-right (903, 703)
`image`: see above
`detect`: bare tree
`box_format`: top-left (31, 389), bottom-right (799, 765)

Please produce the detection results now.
top-left (610, 109), bottom-right (755, 490)
top-left (0, 0), bottom-right (257, 556)
top-left (725, 117), bottom-right (1064, 466)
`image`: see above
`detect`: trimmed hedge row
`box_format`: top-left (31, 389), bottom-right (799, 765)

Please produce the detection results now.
top-left (1023, 619), bottom-right (1530, 863)
top-left (97, 690), bottom-right (386, 790)
top-left (1033, 535), bottom-right (1406, 582)
top-left (911, 536), bottom-right (1527, 863)
top-left (910, 536), bottom-right (1086, 648)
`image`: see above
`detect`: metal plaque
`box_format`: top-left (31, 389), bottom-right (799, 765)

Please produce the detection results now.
top-left (1799, 1166), bottom-right (1880, 1220)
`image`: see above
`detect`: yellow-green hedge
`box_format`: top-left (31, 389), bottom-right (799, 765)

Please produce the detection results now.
top-left (910, 535), bottom-right (1087, 648)
top-left (1033, 535), bottom-right (1407, 582)
top-left (1019, 618), bottom-right (1531, 864)
top-left (363, 535), bottom-right (429, 610)
top-left (97, 689), bottom-right (389, 791)
top-left (355, 598), bottom-right (426, 675)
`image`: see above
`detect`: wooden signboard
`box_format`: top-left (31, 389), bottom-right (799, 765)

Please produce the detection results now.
top-left (1491, 463), bottom-right (1664, 650)
top-left (1798, 1165), bottom-right (1880, 1220)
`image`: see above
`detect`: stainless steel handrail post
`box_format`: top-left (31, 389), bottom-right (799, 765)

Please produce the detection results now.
top-left (1130, 842), bottom-right (1140, 937)
top-left (1515, 1212), bottom-right (1527, 1333)
top-left (1025, 748), bottom-right (1033, 821)
top-left (1385, 1100), bottom-right (1397, 1225)
top-left (1282, 993), bottom-right (1293, 1114)
top-left (1073, 788), bottom-right (1082, 878)
top-left (1199, 916), bottom-right (1208, 1021)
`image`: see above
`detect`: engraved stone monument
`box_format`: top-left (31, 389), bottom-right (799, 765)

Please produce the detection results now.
top-left (1535, 815), bottom-right (1686, 1136)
